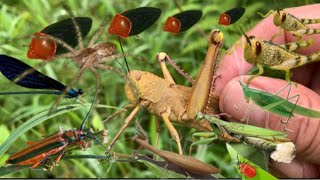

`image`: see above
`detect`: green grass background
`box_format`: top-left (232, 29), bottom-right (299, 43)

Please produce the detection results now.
top-left (0, 0), bottom-right (318, 178)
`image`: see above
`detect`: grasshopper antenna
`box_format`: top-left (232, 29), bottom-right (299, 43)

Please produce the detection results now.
top-left (239, 26), bottom-right (251, 46)
top-left (274, 0), bottom-right (280, 13)
top-left (118, 36), bottom-right (131, 73)
top-left (80, 87), bottom-right (98, 131)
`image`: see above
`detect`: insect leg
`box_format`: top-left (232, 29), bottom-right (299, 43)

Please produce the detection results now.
top-left (157, 52), bottom-right (175, 83)
top-left (240, 100), bottom-right (253, 124)
top-left (105, 105), bottom-right (141, 155)
top-left (189, 132), bottom-right (217, 155)
top-left (290, 28), bottom-right (320, 38)
top-left (280, 39), bottom-right (314, 52)
top-left (246, 64), bottom-right (264, 85)
top-left (161, 110), bottom-right (183, 155)
top-left (153, 117), bottom-right (161, 159)
top-left (102, 104), bottom-right (135, 124)
top-left (281, 94), bottom-right (299, 132)
top-left (62, 5), bottom-right (84, 49)
top-left (300, 18), bottom-right (320, 25)
top-left (157, 52), bottom-right (194, 84)
top-left (88, 16), bottom-right (110, 47)
top-left (53, 150), bottom-right (66, 166)
top-left (49, 65), bottom-right (87, 113)
top-left (31, 160), bottom-right (43, 169)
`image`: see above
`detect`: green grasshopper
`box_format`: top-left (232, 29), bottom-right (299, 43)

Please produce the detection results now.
top-left (242, 30), bottom-right (319, 83)
top-left (239, 81), bottom-right (320, 130)
top-left (260, 8), bottom-right (320, 38)
top-left (190, 112), bottom-right (290, 154)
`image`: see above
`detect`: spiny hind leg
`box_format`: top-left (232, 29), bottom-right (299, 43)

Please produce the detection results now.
top-left (280, 39), bottom-right (314, 52)
top-left (300, 18), bottom-right (320, 25)
top-left (157, 52), bottom-right (194, 84)
top-left (290, 28), bottom-right (320, 39)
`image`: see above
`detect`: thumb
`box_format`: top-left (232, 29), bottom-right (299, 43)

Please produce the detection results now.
top-left (219, 75), bottom-right (320, 165)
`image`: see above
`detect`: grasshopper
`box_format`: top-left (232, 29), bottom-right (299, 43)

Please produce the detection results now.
top-left (106, 29), bottom-right (225, 155)
top-left (242, 30), bottom-right (320, 83)
top-left (260, 8), bottom-right (320, 38)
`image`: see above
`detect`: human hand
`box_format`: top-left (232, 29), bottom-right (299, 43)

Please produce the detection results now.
top-left (215, 4), bottom-right (320, 178)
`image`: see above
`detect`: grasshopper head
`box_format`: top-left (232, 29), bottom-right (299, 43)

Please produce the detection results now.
top-left (243, 35), bottom-right (262, 64)
top-left (273, 10), bottom-right (287, 27)
top-left (125, 70), bottom-right (142, 104)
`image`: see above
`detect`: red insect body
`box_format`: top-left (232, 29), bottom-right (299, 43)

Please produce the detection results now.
top-left (108, 14), bottom-right (132, 38)
top-left (27, 32), bottom-right (57, 60)
top-left (163, 16), bottom-right (181, 33)
top-left (239, 163), bottom-right (256, 178)
top-left (218, 13), bottom-right (231, 25)
top-left (6, 130), bottom-right (86, 168)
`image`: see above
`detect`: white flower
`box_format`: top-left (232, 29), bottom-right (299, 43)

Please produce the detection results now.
top-left (270, 142), bottom-right (296, 163)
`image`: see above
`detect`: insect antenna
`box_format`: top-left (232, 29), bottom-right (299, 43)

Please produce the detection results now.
top-left (239, 26), bottom-right (251, 46)
top-left (80, 86), bottom-right (98, 131)
top-left (274, 0), bottom-right (280, 14)
top-left (118, 36), bottom-right (130, 73)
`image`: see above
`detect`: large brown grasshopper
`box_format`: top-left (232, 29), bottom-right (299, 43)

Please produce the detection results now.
top-left (105, 30), bottom-right (228, 155)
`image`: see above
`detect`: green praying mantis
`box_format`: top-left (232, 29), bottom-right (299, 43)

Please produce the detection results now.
top-left (190, 113), bottom-right (295, 163)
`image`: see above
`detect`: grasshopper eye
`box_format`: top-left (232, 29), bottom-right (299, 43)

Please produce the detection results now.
top-left (255, 41), bottom-right (262, 55)
top-left (281, 13), bottom-right (286, 23)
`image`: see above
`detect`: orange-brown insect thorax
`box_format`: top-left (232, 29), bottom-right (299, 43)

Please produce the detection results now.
top-left (125, 70), bottom-right (169, 104)
top-left (64, 130), bottom-right (84, 143)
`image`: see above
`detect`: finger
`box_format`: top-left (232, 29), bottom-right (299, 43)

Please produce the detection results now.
top-left (219, 76), bottom-right (320, 165)
top-left (215, 4), bottom-right (320, 94)
top-left (270, 158), bottom-right (320, 178)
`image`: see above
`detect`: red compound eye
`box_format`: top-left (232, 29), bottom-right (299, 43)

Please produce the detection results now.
top-left (163, 17), bottom-right (181, 33)
top-left (108, 14), bottom-right (132, 38)
top-left (239, 163), bottom-right (256, 178)
top-left (27, 32), bottom-right (57, 60)
top-left (218, 13), bottom-right (231, 25)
